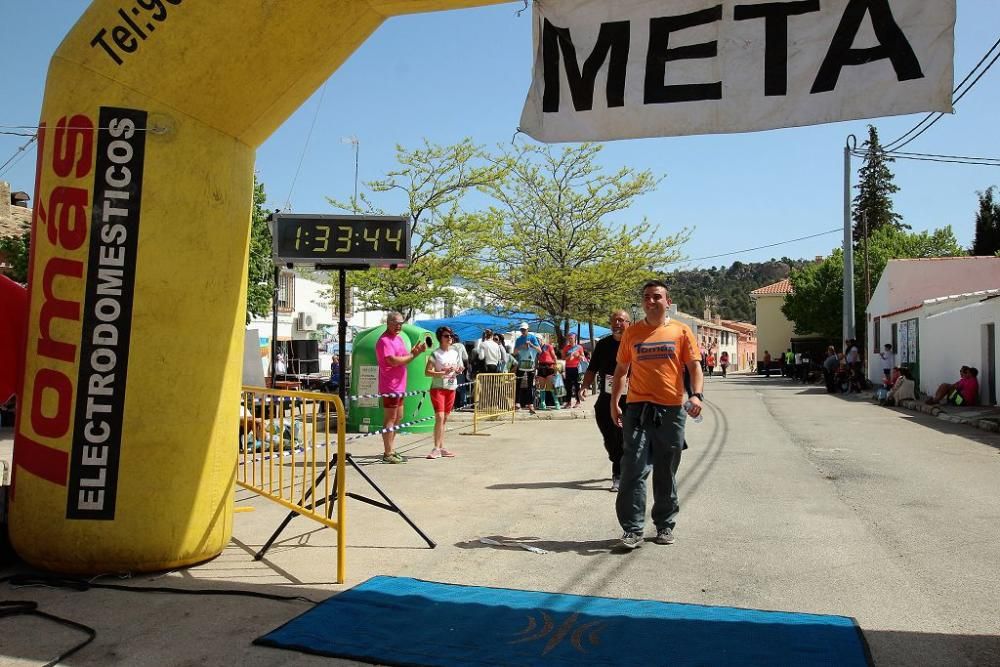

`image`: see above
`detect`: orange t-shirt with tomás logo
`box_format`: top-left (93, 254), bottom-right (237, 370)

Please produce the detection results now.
top-left (616, 318), bottom-right (698, 406)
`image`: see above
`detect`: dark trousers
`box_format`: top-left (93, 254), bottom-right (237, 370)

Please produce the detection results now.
top-left (515, 368), bottom-right (535, 406)
top-left (594, 394), bottom-right (626, 476)
top-left (617, 403), bottom-right (684, 533)
top-left (564, 367), bottom-right (581, 404)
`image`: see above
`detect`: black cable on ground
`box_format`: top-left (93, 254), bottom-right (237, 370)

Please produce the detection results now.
top-left (0, 571), bottom-right (317, 665)
top-left (0, 599), bottom-right (96, 667)
top-left (0, 573), bottom-right (317, 603)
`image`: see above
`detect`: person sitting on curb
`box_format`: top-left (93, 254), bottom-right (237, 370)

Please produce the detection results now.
top-left (926, 366), bottom-right (979, 406)
top-left (885, 367), bottom-right (916, 406)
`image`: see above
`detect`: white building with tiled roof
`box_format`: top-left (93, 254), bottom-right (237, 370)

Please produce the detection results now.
top-left (866, 257), bottom-right (1000, 398)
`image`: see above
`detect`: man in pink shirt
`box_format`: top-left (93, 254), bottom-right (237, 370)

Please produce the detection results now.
top-left (375, 312), bottom-right (427, 463)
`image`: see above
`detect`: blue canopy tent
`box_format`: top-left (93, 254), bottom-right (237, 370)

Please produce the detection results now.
top-left (413, 310), bottom-right (610, 342)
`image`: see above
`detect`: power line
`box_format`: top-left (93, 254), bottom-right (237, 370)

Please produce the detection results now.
top-left (283, 83), bottom-right (328, 212)
top-left (665, 228), bottom-right (841, 267)
top-left (883, 35), bottom-right (1000, 152)
top-left (0, 134), bottom-right (37, 178)
top-left (852, 148), bottom-right (1000, 167)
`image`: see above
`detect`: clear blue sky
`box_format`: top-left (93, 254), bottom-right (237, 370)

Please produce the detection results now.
top-left (1, 1), bottom-right (997, 269)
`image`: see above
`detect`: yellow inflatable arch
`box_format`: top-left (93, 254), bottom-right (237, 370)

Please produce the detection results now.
top-left (12, 0), bottom-right (503, 574)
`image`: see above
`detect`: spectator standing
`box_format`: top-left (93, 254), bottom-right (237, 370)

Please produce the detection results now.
top-left (513, 323), bottom-right (541, 411)
top-left (763, 350), bottom-right (772, 378)
top-left (799, 350), bottom-right (811, 383)
top-left (375, 312), bottom-right (426, 464)
top-left (472, 329), bottom-right (492, 375)
top-left (845, 339), bottom-right (862, 391)
top-left (822, 346), bottom-right (838, 392)
top-left (477, 333), bottom-right (503, 373)
top-left (879, 344), bottom-right (896, 381)
top-left (562, 333), bottom-right (585, 408)
top-left (582, 310), bottom-right (631, 491)
top-left (611, 281), bottom-right (704, 549)
top-left (452, 334), bottom-right (470, 409)
top-left (424, 326), bottom-right (463, 459)
top-left (493, 334), bottom-right (509, 370)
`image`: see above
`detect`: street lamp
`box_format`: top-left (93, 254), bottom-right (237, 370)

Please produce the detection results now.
top-left (341, 135), bottom-right (359, 204)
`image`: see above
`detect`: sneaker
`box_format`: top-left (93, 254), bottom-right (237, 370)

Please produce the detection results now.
top-left (439, 448), bottom-right (456, 457)
top-left (382, 452), bottom-right (406, 464)
top-left (654, 527), bottom-right (676, 545)
top-left (426, 449), bottom-right (442, 459)
top-left (610, 476), bottom-right (620, 492)
top-left (619, 532), bottom-right (644, 550)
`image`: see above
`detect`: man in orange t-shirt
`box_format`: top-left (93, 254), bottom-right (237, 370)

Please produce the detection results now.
top-left (611, 280), bottom-right (704, 550)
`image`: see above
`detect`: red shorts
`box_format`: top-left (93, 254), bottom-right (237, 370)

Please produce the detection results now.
top-left (430, 388), bottom-right (456, 413)
top-left (382, 395), bottom-right (403, 409)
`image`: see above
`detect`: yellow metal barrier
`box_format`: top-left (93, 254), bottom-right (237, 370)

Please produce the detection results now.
top-left (238, 386), bottom-right (346, 583)
top-left (470, 373), bottom-right (516, 435)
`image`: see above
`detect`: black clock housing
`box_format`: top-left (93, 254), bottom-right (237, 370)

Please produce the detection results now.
top-left (270, 214), bottom-right (411, 268)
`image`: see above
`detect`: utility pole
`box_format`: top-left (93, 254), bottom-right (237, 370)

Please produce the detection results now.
top-left (842, 135), bottom-right (857, 348)
top-left (863, 209), bottom-right (871, 307)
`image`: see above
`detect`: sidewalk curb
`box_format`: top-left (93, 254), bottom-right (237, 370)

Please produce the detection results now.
top-left (897, 399), bottom-right (1000, 433)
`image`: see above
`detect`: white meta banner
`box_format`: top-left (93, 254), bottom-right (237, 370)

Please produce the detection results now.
top-left (519, 0), bottom-right (955, 142)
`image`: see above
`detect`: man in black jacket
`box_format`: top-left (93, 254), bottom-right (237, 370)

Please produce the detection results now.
top-left (582, 310), bottom-right (631, 491)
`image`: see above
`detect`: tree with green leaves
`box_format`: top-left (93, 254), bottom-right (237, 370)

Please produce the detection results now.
top-left (781, 251), bottom-right (845, 339)
top-left (852, 125), bottom-right (906, 244)
top-left (327, 139), bottom-right (505, 320)
top-left (479, 143), bottom-right (688, 346)
top-left (971, 186), bottom-right (1000, 256)
top-left (0, 230), bottom-right (30, 284)
top-left (783, 226), bottom-right (965, 340)
top-left (246, 175), bottom-right (274, 323)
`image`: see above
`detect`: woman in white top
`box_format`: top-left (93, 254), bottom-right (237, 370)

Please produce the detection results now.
top-left (424, 326), bottom-right (464, 459)
top-left (879, 343), bottom-right (896, 381)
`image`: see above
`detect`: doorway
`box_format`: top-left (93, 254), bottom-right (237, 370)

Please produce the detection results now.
top-left (983, 323), bottom-right (997, 405)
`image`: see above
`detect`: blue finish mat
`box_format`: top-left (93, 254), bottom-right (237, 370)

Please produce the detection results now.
top-left (256, 575), bottom-right (872, 666)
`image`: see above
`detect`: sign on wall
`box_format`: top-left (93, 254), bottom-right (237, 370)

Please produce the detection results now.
top-left (520, 0), bottom-right (955, 142)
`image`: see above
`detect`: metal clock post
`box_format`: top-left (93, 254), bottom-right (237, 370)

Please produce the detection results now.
top-left (259, 213), bottom-right (434, 554)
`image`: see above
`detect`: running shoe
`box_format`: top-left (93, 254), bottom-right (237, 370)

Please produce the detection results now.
top-left (654, 527), bottom-right (676, 545)
top-left (619, 532), bottom-right (643, 550)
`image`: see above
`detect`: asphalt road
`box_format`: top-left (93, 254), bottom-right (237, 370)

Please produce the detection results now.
top-left (1, 374), bottom-right (998, 665)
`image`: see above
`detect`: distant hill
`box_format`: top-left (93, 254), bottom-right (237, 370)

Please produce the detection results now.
top-left (665, 258), bottom-right (813, 324)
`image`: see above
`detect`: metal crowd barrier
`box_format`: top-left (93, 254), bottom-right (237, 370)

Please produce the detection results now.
top-left (238, 386), bottom-right (346, 583)
top-left (471, 373), bottom-right (516, 434)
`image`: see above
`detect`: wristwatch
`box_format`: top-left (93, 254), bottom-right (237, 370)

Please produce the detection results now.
top-left (691, 392), bottom-right (704, 401)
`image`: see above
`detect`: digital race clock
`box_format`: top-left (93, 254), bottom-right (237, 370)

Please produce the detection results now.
top-left (270, 214), bottom-right (411, 268)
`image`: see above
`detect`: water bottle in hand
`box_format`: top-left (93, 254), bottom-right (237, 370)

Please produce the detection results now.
top-left (683, 400), bottom-right (703, 423)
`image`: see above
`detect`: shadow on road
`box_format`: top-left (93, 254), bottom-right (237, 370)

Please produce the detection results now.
top-left (456, 534), bottom-right (620, 556)
top-left (486, 478), bottom-right (610, 491)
